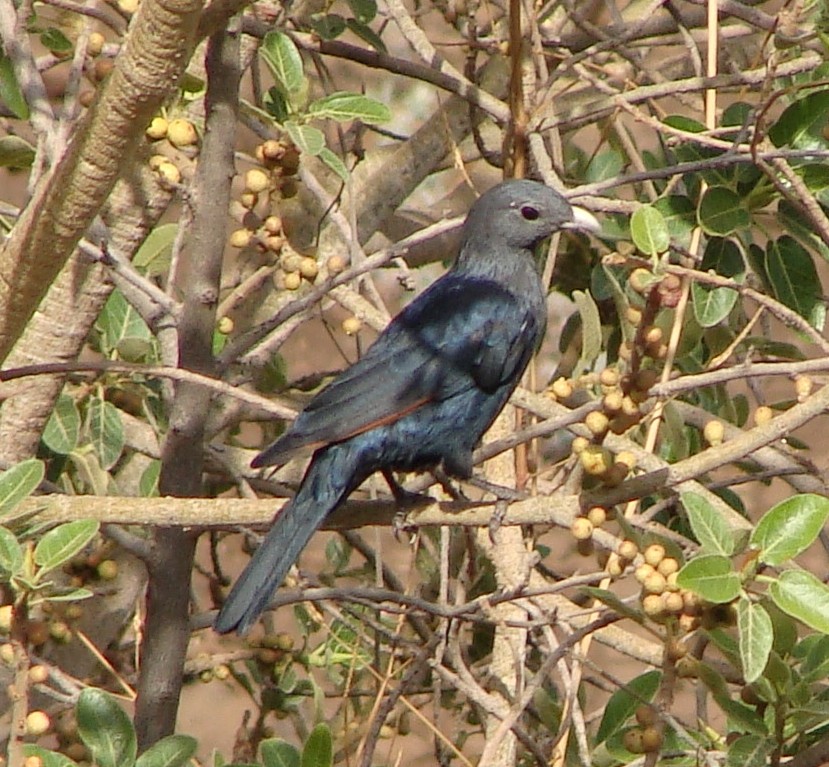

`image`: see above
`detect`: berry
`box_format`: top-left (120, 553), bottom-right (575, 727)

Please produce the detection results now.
top-left (643, 543), bottom-right (665, 567)
top-left (570, 517), bottom-right (594, 541)
top-left (167, 119), bottom-right (198, 147)
top-left (342, 316), bottom-right (362, 335)
top-left (145, 116), bottom-right (168, 141)
top-left (703, 420), bottom-right (725, 446)
top-left (26, 711), bottom-right (51, 736)
top-left (244, 168), bottom-right (270, 194)
top-left (618, 539), bottom-right (639, 560)
top-left (229, 229), bottom-right (251, 248)
top-left (754, 405), bottom-right (773, 426)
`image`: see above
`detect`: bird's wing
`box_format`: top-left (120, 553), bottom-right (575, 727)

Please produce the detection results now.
top-left (253, 275), bottom-right (539, 467)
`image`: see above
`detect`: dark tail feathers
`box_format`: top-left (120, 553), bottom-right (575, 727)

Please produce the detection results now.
top-left (214, 445), bottom-right (365, 635)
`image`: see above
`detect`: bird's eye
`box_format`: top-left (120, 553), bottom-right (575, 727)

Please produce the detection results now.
top-left (520, 205), bottom-right (539, 220)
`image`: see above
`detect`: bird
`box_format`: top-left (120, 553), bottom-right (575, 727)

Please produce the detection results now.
top-left (214, 179), bottom-right (599, 635)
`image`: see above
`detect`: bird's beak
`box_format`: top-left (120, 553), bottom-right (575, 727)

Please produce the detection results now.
top-left (566, 206), bottom-right (601, 235)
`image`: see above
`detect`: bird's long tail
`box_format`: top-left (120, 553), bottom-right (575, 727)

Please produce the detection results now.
top-left (214, 444), bottom-right (366, 635)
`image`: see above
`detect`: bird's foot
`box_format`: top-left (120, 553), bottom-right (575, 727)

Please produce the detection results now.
top-left (489, 500), bottom-right (509, 543)
top-left (382, 469), bottom-right (430, 507)
top-left (431, 467), bottom-right (468, 501)
top-left (465, 476), bottom-right (527, 502)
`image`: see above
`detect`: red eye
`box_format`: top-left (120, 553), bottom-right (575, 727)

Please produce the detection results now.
top-left (521, 206), bottom-right (539, 220)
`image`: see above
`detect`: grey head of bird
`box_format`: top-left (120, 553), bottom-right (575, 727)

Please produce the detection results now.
top-left (457, 179), bottom-right (600, 261)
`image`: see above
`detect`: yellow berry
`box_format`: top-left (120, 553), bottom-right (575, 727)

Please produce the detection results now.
top-left (28, 665), bottom-right (49, 684)
top-left (229, 229), bottom-right (252, 248)
top-left (551, 377), bottom-right (574, 400)
top-left (585, 411), bottom-right (609, 436)
top-left (25, 711), bottom-right (51, 736)
top-left (167, 118), bottom-right (198, 147)
top-left (618, 539), bottom-right (639, 560)
top-left (662, 591), bottom-right (684, 613)
top-left (641, 593), bottom-right (664, 617)
top-left (580, 445), bottom-right (612, 476)
top-left (49, 620), bottom-right (71, 643)
top-left (623, 727), bottom-right (645, 753)
top-left (214, 664), bottom-right (230, 680)
top-left (794, 375), bottom-right (813, 401)
top-left (599, 367), bottom-right (620, 387)
top-left (641, 726), bottom-right (664, 753)
top-left (145, 116), bottom-right (168, 141)
top-left (635, 563), bottom-right (655, 584)
top-left (643, 325), bottom-right (663, 347)
top-left (96, 559), bottom-right (118, 580)
top-left (217, 316), bottom-right (234, 334)
top-left (657, 557), bottom-right (679, 577)
top-left (87, 31), bottom-right (105, 56)
top-left (603, 391), bottom-right (623, 414)
top-left (24, 755), bottom-right (44, 767)
top-left (240, 191), bottom-right (258, 209)
top-left (148, 154), bottom-right (167, 170)
top-left (299, 257), bottom-right (319, 280)
top-left (571, 517), bottom-right (594, 541)
top-left (281, 253), bottom-right (302, 273)
top-left (629, 268), bottom-right (654, 294)
top-left (615, 451), bottom-right (636, 470)
top-left (261, 139), bottom-right (285, 162)
top-left (265, 235), bottom-right (285, 253)
top-left (263, 215), bottom-right (282, 234)
top-left (643, 543), bottom-right (666, 567)
top-left (586, 506), bottom-right (607, 526)
top-left (245, 168), bottom-right (270, 194)
top-left (117, 0), bottom-right (138, 12)
top-left (607, 557), bottom-right (625, 577)
top-left (754, 405), bottom-right (773, 426)
top-left (625, 306), bottom-right (643, 326)
top-left (635, 704), bottom-right (657, 726)
top-left (571, 436), bottom-right (590, 455)
top-left (703, 420), bottom-right (725, 446)
top-left (342, 316), bottom-right (362, 335)
top-left (284, 272), bottom-right (301, 291)
top-left (642, 571), bottom-right (667, 594)
top-left (0, 643), bottom-right (14, 664)
top-left (156, 161), bottom-right (181, 185)
top-left (327, 254), bottom-right (347, 274)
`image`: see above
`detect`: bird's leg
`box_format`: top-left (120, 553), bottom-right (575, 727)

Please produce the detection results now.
top-left (381, 469), bottom-right (430, 506)
top-left (489, 499), bottom-right (509, 543)
top-left (464, 475), bottom-right (527, 502)
top-left (431, 467), bottom-right (468, 501)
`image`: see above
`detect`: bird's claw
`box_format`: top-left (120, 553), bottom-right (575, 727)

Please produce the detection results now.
top-left (489, 500), bottom-right (509, 543)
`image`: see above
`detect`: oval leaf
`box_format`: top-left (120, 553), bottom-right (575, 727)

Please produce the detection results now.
top-left (0, 459), bottom-right (44, 517)
top-left (135, 735), bottom-right (197, 767)
top-left (261, 31), bottom-right (304, 94)
top-left (88, 398), bottom-right (125, 471)
top-left (698, 186), bottom-right (750, 236)
top-left (0, 526), bottom-right (23, 577)
top-left (284, 122), bottom-right (325, 156)
top-left (630, 204), bottom-right (670, 255)
top-left (765, 235), bottom-right (825, 330)
top-left (22, 745), bottom-right (77, 767)
top-left (77, 688), bottom-right (137, 767)
top-left (133, 223), bottom-right (177, 277)
top-left (0, 135), bottom-right (35, 168)
top-left (676, 554), bottom-right (741, 603)
top-left (737, 597), bottom-right (773, 683)
top-left (769, 570), bottom-right (829, 633)
top-left (301, 723), bottom-right (333, 767)
top-left (34, 519), bottom-right (100, 575)
top-left (307, 92), bottom-right (390, 124)
top-left (692, 237), bottom-right (744, 327)
top-left (725, 734), bottom-right (772, 767)
top-left (681, 492), bottom-right (734, 556)
top-left (43, 394), bottom-right (81, 455)
top-left (595, 670), bottom-right (661, 744)
top-left (318, 147), bottom-right (349, 182)
top-left (750, 493), bottom-right (829, 566)
top-left (261, 738), bottom-right (301, 767)
top-left (0, 52), bottom-right (29, 119)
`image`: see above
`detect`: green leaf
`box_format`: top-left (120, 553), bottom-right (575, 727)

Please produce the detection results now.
top-left (261, 739), bottom-right (301, 767)
top-left (346, 0), bottom-right (377, 23)
top-left (22, 745), bottom-right (77, 767)
top-left (630, 204), bottom-right (669, 255)
top-left (572, 290), bottom-right (602, 377)
top-left (681, 492), bottom-right (735, 555)
top-left (135, 735), bottom-right (197, 767)
top-left (133, 223), bottom-right (177, 277)
top-left (40, 27), bottom-right (73, 54)
top-left (0, 52), bottom-right (30, 119)
top-left (34, 519), bottom-right (99, 575)
top-left (653, 195), bottom-right (696, 246)
top-left (43, 394), bottom-right (81, 455)
top-left (98, 289), bottom-right (154, 360)
top-left (77, 688), bottom-right (137, 767)
top-left (725, 734), bottom-right (771, 767)
top-left (308, 13), bottom-right (347, 40)
top-left (581, 587), bottom-right (644, 623)
top-left (0, 459), bottom-right (44, 516)
top-left (800, 635), bottom-right (829, 682)
top-left (301, 723), bottom-right (333, 767)
top-left (765, 236), bottom-right (825, 330)
top-left (284, 122), bottom-right (325, 156)
top-left (585, 150), bottom-right (624, 184)
top-left (139, 460), bottom-right (161, 497)
top-left (769, 570), bottom-right (829, 633)
top-left (345, 18), bottom-right (387, 52)
top-left (676, 554), bottom-right (741, 604)
top-left (697, 186), bottom-right (750, 236)
top-left (88, 398), bottom-right (125, 471)
top-left (317, 147), bottom-right (349, 182)
top-left (769, 91), bottom-right (829, 150)
top-left (261, 31), bottom-right (305, 94)
top-left (307, 92), bottom-right (390, 124)
top-left (595, 670), bottom-right (660, 744)
top-left (0, 135), bottom-right (35, 168)
top-left (0, 526), bottom-right (23, 577)
top-left (692, 237), bottom-right (744, 327)
top-left (750, 493), bottom-right (829, 566)
top-left (41, 586), bottom-right (94, 602)
top-left (737, 598), bottom-right (773, 683)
